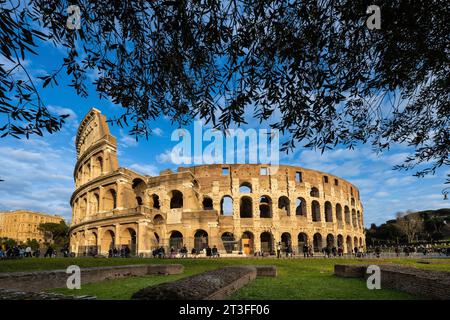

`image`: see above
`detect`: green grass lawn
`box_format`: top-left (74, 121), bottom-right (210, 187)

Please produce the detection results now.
top-left (1, 257), bottom-right (449, 300)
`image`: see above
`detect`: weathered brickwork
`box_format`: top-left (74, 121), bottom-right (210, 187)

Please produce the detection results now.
top-left (334, 264), bottom-right (450, 300)
top-left (69, 109), bottom-right (365, 257)
top-left (0, 264), bottom-right (183, 292)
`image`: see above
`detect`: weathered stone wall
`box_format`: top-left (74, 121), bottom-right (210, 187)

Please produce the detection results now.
top-left (0, 289), bottom-right (96, 300)
top-left (132, 266), bottom-right (258, 300)
top-left (0, 264), bottom-right (183, 292)
top-left (334, 264), bottom-right (450, 300)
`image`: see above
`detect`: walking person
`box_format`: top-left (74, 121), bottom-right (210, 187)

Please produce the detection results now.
top-left (276, 242), bottom-right (282, 259)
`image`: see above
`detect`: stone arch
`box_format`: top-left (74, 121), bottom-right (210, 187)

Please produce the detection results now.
top-left (239, 182), bottom-right (252, 193)
top-left (221, 232), bottom-right (236, 254)
top-left (92, 193), bottom-right (100, 215)
top-left (95, 156), bottom-right (103, 176)
top-left (259, 195), bottom-right (272, 218)
top-left (357, 211), bottom-right (362, 228)
top-left (240, 196), bottom-right (253, 218)
top-left (103, 189), bottom-right (117, 211)
top-left (354, 236), bottom-right (358, 250)
top-left (311, 200), bottom-right (321, 222)
top-left (359, 237), bottom-right (363, 247)
top-left (281, 232), bottom-right (291, 250)
top-left (194, 229), bottom-right (208, 252)
top-left (346, 235), bottom-right (352, 253)
top-left (260, 231), bottom-right (273, 254)
top-left (241, 231), bottom-right (254, 255)
top-left (132, 178), bottom-right (146, 206)
top-left (169, 230), bottom-right (183, 250)
top-left (150, 194), bottom-right (160, 209)
top-left (202, 196), bottom-right (213, 210)
top-left (336, 204), bottom-right (343, 221)
top-left (298, 232), bottom-right (308, 248)
top-left (344, 206), bottom-right (350, 224)
top-left (351, 197), bottom-right (355, 206)
top-left (220, 195), bottom-right (233, 216)
top-left (310, 187), bottom-right (320, 198)
top-left (337, 234), bottom-right (344, 248)
top-left (120, 227), bottom-right (137, 255)
top-left (352, 209), bottom-right (357, 227)
top-left (278, 196), bottom-right (290, 216)
top-left (313, 233), bottom-right (323, 252)
top-left (169, 190), bottom-right (183, 209)
top-left (326, 234), bottom-right (335, 248)
top-left (101, 229), bottom-right (115, 252)
top-left (325, 201), bottom-right (333, 222)
top-left (295, 197), bottom-right (307, 216)
top-left (153, 214), bottom-right (165, 225)
top-left (79, 197), bottom-right (87, 220)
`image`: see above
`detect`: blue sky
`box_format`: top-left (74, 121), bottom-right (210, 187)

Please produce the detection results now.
top-left (0, 42), bottom-right (448, 226)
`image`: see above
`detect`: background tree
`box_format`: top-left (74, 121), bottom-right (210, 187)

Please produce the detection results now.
top-left (0, 0), bottom-right (448, 182)
top-left (37, 220), bottom-right (69, 247)
top-left (0, 237), bottom-right (17, 248)
top-left (395, 211), bottom-right (424, 244)
top-left (24, 238), bottom-right (40, 250)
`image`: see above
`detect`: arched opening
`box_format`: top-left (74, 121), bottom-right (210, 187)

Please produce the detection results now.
top-left (325, 201), bottom-right (333, 222)
top-left (344, 206), bottom-right (350, 224)
top-left (310, 187), bottom-right (320, 198)
top-left (278, 196), bottom-right (290, 216)
top-left (281, 232), bottom-right (291, 251)
top-left (241, 231), bottom-right (254, 255)
top-left (103, 189), bottom-right (117, 211)
top-left (170, 190), bottom-right (183, 209)
top-left (352, 209), bottom-right (357, 227)
top-left (240, 196), bottom-right (253, 218)
top-left (92, 193), bottom-right (100, 215)
top-left (202, 197), bottom-right (214, 210)
top-left (359, 237), bottom-right (363, 247)
top-left (336, 204), bottom-right (343, 221)
top-left (259, 195), bottom-right (272, 218)
top-left (260, 232), bottom-right (273, 254)
top-left (194, 229), bottom-right (208, 252)
top-left (346, 236), bottom-right (352, 253)
top-left (221, 232), bottom-right (236, 254)
top-left (298, 233), bottom-right (308, 252)
top-left (326, 234), bottom-right (335, 248)
top-left (96, 156), bottom-right (103, 176)
top-left (311, 200), bottom-right (321, 222)
top-left (153, 214), bottom-right (164, 225)
top-left (132, 178), bottom-right (146, 207)
top-left (337, 234), bottom-right (344, 248)
top-left (239, 182), bottom-right (252, 193)
top-left (351, 197), bottom-right (355, 206)
top-left (169, 231), bottom-right (183, 250)
top-left (154, 232), bottom-right (160, 245)
top-left (151, 194), bottom-right (160, 209)
top-left (295, 197), bottom-right (307, 216)
top-left (102, 230), bottom-right (115, 252)
top-left (357, 211), bottom-right (361, 228)
top-left (136, 196), bottom-right (143, 206)
top-left (220, 196), bottom-right (233, 216)
top-left (354, 237), bottom-right (358, 250)
top-left (313, 233), bottom-right (322, 252)
top-left (120, 228), bottom-right (137, 256)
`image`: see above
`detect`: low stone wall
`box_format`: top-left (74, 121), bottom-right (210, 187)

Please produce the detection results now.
top-left (0, 264), bottom-right (184, 292)
top-left (334, 264), bottom-right (450, 300)
top-left (0, 289), bottom-right (96, 300)
top-left (254, 265), bottom-right (277, 277)
top-left (132, 266), bottom-right (259, 300)
top-left (334, 264), bottom-right (367, 278)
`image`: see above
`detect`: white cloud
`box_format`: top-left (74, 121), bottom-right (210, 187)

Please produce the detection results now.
top-left (127, 163), bottom-right (160, 176)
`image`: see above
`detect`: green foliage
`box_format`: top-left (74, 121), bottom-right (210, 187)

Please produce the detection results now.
top-left (0, 1), bottom-right (448, 183)
top-left (24, 238), bottom-right (40, 250)
top-left (37, 220), bottom-right (69, 247)
top-left (0, 237), bottom-right (17, 247)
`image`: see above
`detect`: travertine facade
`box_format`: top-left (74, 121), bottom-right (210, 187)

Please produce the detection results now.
top-left (0, 210), bottom-right (64, 243)
top-left (70, 108), bottom-right (365, 256)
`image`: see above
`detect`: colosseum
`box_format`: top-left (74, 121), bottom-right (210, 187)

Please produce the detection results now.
top-left (69, 108), bottom-right (365, 257)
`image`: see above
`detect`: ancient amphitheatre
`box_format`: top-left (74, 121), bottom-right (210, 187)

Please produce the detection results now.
top-left (69, 108), bottom-right (365, 257)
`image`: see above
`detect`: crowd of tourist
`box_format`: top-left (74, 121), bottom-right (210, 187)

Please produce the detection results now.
top-left (107, 246), bottom-right (132, 258)
top-left (151, 245), bottom-right (220, 258)
top-left (0, 243), bottom-right (71, 259)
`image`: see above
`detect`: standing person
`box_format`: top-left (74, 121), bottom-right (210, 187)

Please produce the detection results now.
top-left (191, 247), bottom-right (197, 258)
top-left (338, 246), bottom-right (343, 257)
top-left (212, 245), bottom-right (219, 258)
top-left (332, 246), bottom-right (337, 257)
top-left (44, 245), bottom-right (53, 258)
top-left (308, 244), bottom-right (313, 257)
top-left (303, 244), bottom-right (309, 258)
top-left (170, 246), bottom-right (176, 258)
top-left (206, 246), bottom-right (212, 258)
top-left (276, 242), bottom-right (282, 259)
top-left (25, 246), bottom-right (32, 257)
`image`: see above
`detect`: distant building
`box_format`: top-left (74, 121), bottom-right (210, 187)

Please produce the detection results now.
top-left (0, 210), bottom-right (64, 243)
